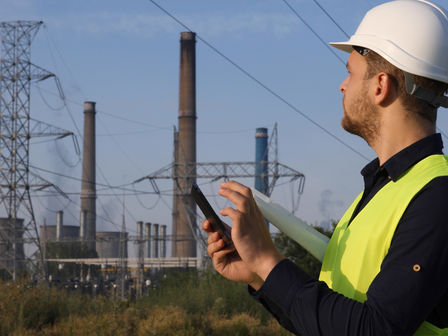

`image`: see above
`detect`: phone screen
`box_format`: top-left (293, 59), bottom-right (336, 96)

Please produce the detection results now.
top-left (191, 183), bottom-right (232, 244)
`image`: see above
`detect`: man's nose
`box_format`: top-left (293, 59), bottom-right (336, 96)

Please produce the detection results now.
top-left (339, 77), bottom-right (348, 93)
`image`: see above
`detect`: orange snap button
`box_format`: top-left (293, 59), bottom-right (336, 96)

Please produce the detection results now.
top-left (413, 264), bottom-right (421, 272)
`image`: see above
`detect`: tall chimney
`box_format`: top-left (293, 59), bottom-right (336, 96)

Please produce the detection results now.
top-left (161, 225), bottom-right (167, 258)
top-left (80, 210), bottom-right (87, 240)
top-left (137, 221), bottom-right (143, 265)
top-left (56, 211), bottom-right (63, 242)
top-left (152, 223), bottom-right (159, 258)
top-left (171, 127), bottom-right (179, 257)
top-left (145, 222), bottom-right (151, 258)
top-left (173, 32), bottom-right (197, 257)
top-left (81, 101), bottom-right (96, 251)
top-left (255, 127), bottom-right (269, 195)
top-left (255, 128), bottom-right (269, 228)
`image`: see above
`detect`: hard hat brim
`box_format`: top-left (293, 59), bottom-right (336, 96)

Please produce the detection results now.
top-left (329, 42), bottom-right (353, 54)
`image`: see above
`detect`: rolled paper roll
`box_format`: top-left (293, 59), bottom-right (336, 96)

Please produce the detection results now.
top-left (251, 188), bottom-right (329, 262)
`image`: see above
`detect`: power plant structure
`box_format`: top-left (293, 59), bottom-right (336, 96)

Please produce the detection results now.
top-left (172, 32), bottom-right (197, 258)
top-left (255, 128), bottom-right (269, 196)
top-left (0, 24), bottom-right (306, 292)
top-left (136, 32), bottom-right (306, 261)
top-left (40, 211), bottom-right (79, 244)
top-left (81, 102), bottom-right (97, 252)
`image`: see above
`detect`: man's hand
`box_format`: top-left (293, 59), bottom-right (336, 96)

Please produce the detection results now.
top-left (202, 220), bottom-right (264, 290)
top-left (218, 181), bottom-right (284, 281)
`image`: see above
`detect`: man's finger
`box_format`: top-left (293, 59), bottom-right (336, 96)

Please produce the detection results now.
top-left (218, 188), bottom-right (247, 208)
top-left (207, 231), bottom-right (220, 245)
top-left (220, 207), bottom-right (244, 225)
top-left (207, 239), bottom-right (224, 257)
top-left (207, 239), bottom-right (234, 257)
top-left (202, 219), bottom-right (213, 234)
top-left (220, 180), bottom-right (253, 198)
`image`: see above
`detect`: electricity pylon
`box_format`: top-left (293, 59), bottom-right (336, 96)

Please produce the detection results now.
top-left (0, 21), bottom-right (75, 280)
top-left (134, 125), bottom-right (305, 256)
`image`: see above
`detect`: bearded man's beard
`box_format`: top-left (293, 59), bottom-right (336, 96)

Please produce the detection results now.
top-left (341, 86), bottom-right (380, 145)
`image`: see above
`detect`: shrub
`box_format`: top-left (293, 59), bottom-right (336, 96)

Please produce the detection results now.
top-left (0, 269), bottom-right (294, 336)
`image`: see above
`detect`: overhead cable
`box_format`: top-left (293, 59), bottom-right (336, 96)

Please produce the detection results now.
top-left (147, 0), bottom-right (370, 162)
top-left (281, 0), bottom-right (346, 65)
top-left (311, 0), bottom-right (350, 38)
top-left (29, 164), bottom-right (153, 193)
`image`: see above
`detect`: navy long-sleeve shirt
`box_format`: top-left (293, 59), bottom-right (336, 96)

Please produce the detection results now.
top-left (251, 133), bottom-right (448, 335)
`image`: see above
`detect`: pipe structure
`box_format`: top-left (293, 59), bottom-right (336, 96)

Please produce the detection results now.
top-left (152, 224), bottom-right (159, 258)
top-left (145, 222), bottom-right (151, 258)
top-left (137, 221), bottom-right (143, 242)
top-left (56, 211), bottom-right (63, 242)
top-left (81, 102), bottom-right (97, 251)
top-left (137, 221), bottom-right (144, 265)
top-left (161, 225), bottom-right (167, 258)
top-left (173, 32), bottom-right (197, 257)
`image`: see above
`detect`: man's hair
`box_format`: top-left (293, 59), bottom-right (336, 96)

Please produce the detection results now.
top-left (364, 50), bottom-right (448, 123)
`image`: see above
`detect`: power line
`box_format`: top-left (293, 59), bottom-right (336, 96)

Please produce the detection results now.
top-left (311, 0), bottom-right (350, 38)
top-left (35, 84), bottom-right (259, 136)
top-left (147, 0), bottom-right (370, 162)
top-left (30, 191), bottom-right (167, 197)
top-left (281, 0), bottom-right (346, 65)
top-left (29, 164), bottom-right (151, 193)
top-left (98, 110), bottom-right (172, 131)
top-left (303, 2), bottom-right (448, 139)
top-left (61, 193), bottom-right (124, 232)
top-left (42, 24), bottom-right (88, 101)
top-left (96, 113), bottom-right (147, 177)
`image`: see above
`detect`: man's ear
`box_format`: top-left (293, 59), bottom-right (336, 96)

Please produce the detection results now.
top-left (373, 72), bottom-right (396, 106)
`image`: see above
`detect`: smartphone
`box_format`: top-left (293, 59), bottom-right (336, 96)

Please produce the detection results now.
top-left (191, 183), bottom-right (232, 244)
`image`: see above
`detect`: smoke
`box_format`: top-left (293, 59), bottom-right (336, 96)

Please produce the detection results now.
top-left (97, 198), bottom-right (120, 232)
top-left (37, 139), bottom-right (79, 227)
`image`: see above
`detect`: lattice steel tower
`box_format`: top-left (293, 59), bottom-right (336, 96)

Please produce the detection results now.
top-left (0, 21), bottom-right (69, 280)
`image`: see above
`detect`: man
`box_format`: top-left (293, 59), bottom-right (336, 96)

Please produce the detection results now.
top-left (202, 0), bottom-right (448, 335)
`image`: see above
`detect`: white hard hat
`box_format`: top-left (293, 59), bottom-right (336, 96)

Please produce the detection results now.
top-left (331, 0), bottom-right (448, 83)
top-left (331, 0), bottom-right (448, 108)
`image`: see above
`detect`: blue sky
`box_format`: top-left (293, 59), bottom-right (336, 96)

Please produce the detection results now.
top-left (3, 0), bottom-right (448, 244)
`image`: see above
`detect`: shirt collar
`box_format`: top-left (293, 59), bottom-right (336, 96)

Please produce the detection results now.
top-left (361, 133), bottom-right (444, 182)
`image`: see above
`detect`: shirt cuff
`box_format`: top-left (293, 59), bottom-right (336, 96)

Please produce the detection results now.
top-left (255, 258), bottom-right (315, 312)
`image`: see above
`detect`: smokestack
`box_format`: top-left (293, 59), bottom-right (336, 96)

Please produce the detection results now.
top-left (255, 128), bottom-right (269, 195)
top-left (173, 32), bottom-right (197, 257)
top-left (172, 127), bottom-right (179, 257)
top-left (137, 221), bottom-right (143, 243)
top-left (152, 223), bottom-right (159, 258)
top-left (80, 210), bottom-right (87, 240)
top-left (56, 211), bottom-right (63, 242)
top-left (81, 101), bottom-right (96, 251)
top-left (161, 225), bottom-right (167, 258)
top-left (145, 222), bottom-right (151, 258)
top-left (137, 221), bottom-right (143, 265)
top-left (255, 128), bottom-right (269, 228)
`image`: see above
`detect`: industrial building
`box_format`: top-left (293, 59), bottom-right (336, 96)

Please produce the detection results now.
top-left (0, 24), bottom-right (305, 292)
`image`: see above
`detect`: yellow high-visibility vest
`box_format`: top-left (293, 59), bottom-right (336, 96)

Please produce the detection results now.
top-left (319, 154), bottom-right (448, 335)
